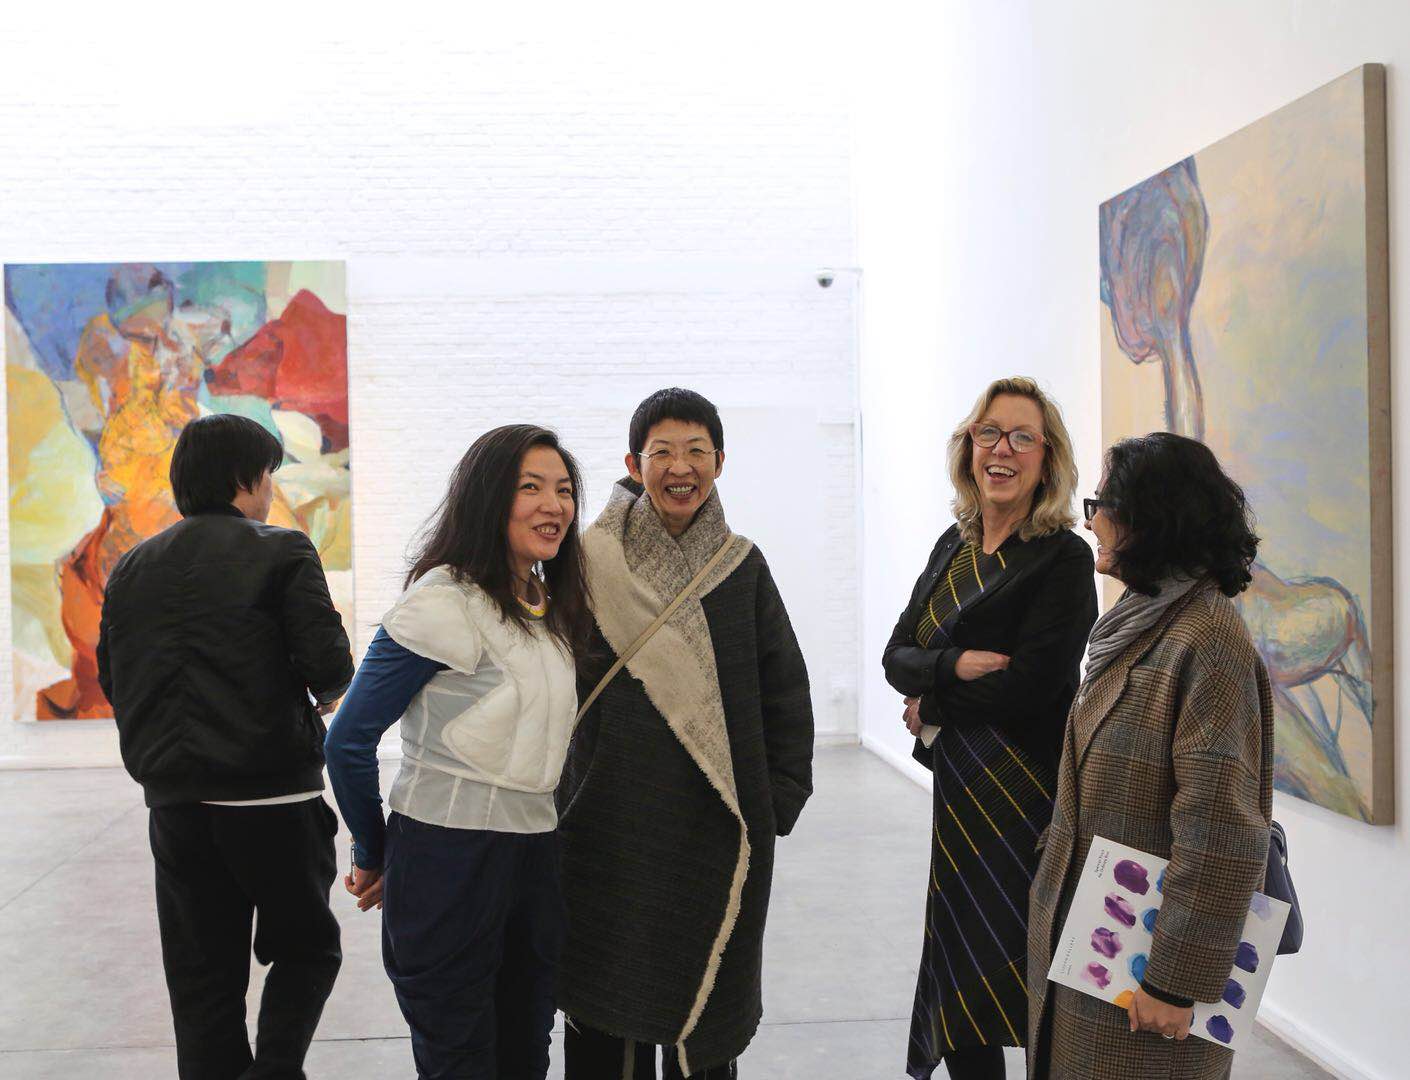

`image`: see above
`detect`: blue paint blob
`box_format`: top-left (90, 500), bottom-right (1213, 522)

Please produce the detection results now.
top-left (1234, 941), bottom-right (1259, 974)
top-left (1128, 953), bottom-right (1149, 984)
top-left (1156, 866), bottom-right (1166, 894)
top-left (1141, 907), bottom-right (1159, 933)
top-left (1249, 893), bottom-right (1272, 920)
top-left (1222, 978), bottom-right (1247, 1010)
top-left (1206, 1015), bottom-right (1235, 1044)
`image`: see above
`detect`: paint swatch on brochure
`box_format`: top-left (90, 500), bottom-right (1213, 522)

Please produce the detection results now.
top-left (1045, 836), bottom-right (1290, 1053)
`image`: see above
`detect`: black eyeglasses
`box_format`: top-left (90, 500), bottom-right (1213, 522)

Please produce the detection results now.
top-left (1083, 497), bottom-right (1115, 522)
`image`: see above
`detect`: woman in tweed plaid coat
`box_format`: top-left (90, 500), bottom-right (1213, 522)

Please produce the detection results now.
top-left (1028, 433), bottom-right (1274, 1080)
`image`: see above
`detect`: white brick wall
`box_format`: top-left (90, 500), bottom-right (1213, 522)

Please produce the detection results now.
top-left (0, 21), bottom-right (858, 764)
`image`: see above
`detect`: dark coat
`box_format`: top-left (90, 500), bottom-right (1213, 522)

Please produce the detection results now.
top-left (883, 524), bottom-right (1097, 773)
top-left (557, 481), bottom-right (813, 1074)
top-left (97, 507), bottom-right (353, 806)
top-left (1027, 582), bottom-right (1274, 1080)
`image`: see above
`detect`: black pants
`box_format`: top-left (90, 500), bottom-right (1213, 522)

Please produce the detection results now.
top-left (381, 814), bottom-right (564, 1079)
top-left (149, 798), bottom-right (342, 1080)
top-left (563, 1020), bottom-right (737, 1079)
top-left (941, 1045), bottom-right (1006, 1080)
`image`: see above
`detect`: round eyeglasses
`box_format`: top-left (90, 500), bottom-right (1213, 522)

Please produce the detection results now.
top-left (637, 447), bottom-right (720, 468)
top-left (968, 422), bottom-right (1045, 454)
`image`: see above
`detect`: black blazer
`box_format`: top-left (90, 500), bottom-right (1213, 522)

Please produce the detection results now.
top-left (882, 523), bottom-right (1097, 773)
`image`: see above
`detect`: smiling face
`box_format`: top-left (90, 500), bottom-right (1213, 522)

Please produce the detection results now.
top-left (505, 445), bottom-right (575, 577)
top-left (625, 417), bottom-right (725, 537)
top-left (971, 393), bottom-right (1047, 517)
top-left (1085, 471), bottom-right (1126, 579)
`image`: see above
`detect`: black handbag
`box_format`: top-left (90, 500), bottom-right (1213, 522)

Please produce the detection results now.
top-left (1265, 820), bottom-right (1303, 955)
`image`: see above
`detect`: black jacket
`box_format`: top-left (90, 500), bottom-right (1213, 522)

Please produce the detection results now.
top-left (882, 524), bottom-right (1097, 772)
top-left (97, 507), bottom-right (353, 806)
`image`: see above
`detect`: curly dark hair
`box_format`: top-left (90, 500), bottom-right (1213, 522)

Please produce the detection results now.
top-left (1098, 432), bottom-right (1259, 597)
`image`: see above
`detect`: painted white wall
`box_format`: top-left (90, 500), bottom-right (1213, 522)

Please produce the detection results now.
top-left (856, 3), bottom-right (1410, 1078)
top-left (0, 10), bottom-right (860, 765)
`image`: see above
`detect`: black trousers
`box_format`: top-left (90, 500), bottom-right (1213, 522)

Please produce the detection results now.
top-left (563, 1020), bottom-right (737, 1080)
top-left (381, 814), bottom-right (564, 1080)
top-left (149, 798), bottom-right (342, 1080)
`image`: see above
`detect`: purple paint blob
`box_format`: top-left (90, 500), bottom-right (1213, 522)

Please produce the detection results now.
top-left (1234, 941), bottom-right (1259, 973)
top-left (1128, 952), bottom-right (1149, 983)
top-left (1082, 962), bottom-right (1112, 990)
top-left (1222, 978), bottom-right (1247, 1009)
top-left (1206, 1015), bottom-right (1235, 1044)
top-left (1249, 893), bottom-right (1272, 920)
top-left (1141, 907), bottom-right (1159, 933)
top-left (1114, 859), bottom-right (1151, 895)
top-left (1104, 893), bottom-right (1137, 927)
top-left (1091, 927), bottom-right (1123, 958)
top-left (1156, 866), bottom-right (1166, 894)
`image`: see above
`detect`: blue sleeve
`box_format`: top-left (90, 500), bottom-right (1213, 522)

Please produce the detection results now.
top-left (324, 626), bottom-right (446, 870)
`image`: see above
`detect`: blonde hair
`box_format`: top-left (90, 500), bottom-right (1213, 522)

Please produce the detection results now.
top-left (948, 376), bottom-right (1079, 545)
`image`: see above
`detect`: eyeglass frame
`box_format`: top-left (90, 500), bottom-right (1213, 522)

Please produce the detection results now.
top-left (967, 422), bottom-right (1046, 454)
top-left (1083, 497), bottom-right (1116, 522)
top-left (633, 446), bottom-right (722, 468)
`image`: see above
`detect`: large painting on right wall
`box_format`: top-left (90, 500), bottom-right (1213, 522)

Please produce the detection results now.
top-left (1100, 64), bottom-right (1392, 823)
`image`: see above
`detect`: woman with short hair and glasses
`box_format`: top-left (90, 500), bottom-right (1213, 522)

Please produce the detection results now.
top-left (1027, 432), bottom-right (1272, 1080)
top-left (557, 387), bottom-right (814, 1079)
top-left (884, 377), bottom-right (1097, 1080)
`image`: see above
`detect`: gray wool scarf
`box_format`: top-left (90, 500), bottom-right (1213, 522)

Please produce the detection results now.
top-left (1081, 575), bottom-right (1202, 689)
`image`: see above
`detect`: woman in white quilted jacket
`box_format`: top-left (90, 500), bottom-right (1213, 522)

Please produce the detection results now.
top-left (325, 424), bottom-right (595, 1080)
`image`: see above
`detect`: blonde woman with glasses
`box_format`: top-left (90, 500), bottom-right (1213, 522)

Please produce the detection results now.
top-left (883, 377), bottom-right (1097, 1080)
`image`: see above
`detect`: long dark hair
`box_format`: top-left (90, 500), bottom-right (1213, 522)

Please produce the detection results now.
top-left (1100, 432), bottom-right (1259, 597)
top-left (406, 425), bottom-right (594, 656)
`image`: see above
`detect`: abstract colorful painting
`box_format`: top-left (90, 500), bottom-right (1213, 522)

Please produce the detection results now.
top-left (1100, 65), bottom-right (1391, 823)
top-left (4, 261), bottom-right (352, 722)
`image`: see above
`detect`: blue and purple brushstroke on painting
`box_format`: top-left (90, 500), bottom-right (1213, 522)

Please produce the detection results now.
top-left (1206, 1016), bottom-right (1235, 1044)
top-left (1222, 978), bottom-right (1247, 1009)
top-left (1082, 962), bottom-right (1112, 990)
top-left (1234, 941), bottom-right (1260, 973)
top-left (1141, 907), bottom-right (1159, 933)
top-left (1091, 928), bottom-right (1123, 958)
top-left (1113, 859), bottom-right (1150, 895)
top-left (1104, 893), bottom-right (1136, 927)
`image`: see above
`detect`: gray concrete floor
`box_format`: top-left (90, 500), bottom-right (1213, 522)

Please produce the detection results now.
top-left (0, 746), bottom-right (1326, 1079)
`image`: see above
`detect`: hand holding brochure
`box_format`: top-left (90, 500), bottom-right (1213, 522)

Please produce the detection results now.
top-left (1046, 836), bottom-right (1289, 1053)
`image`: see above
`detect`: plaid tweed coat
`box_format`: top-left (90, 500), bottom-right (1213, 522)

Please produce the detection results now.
top-left (1027, 580), bottom-right (1274, 1080)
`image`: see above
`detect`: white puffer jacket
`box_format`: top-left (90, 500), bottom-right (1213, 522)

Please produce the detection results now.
top-left (381, 566), bottom-right (577, 834)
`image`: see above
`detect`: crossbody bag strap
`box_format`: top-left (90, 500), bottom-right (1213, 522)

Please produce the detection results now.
top-left (576, 534), bottom-right (736, 723)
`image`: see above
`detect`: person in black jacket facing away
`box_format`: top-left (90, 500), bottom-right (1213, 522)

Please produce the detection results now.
top-left (883, 377), bottom-right (1097, 1080)
top-left (97, 414), bottom-right (354, 1080)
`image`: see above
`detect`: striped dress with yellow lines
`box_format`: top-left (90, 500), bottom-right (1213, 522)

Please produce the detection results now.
top-left (906, 538), bottom-right (1058, 1076)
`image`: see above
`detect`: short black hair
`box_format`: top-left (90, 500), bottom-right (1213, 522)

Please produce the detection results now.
top-left (628, 388), bottom-right (724, 455)
top-left (170, 414), bottom-right (284, 517)
top-left (1099, 432), bottom-right (1259, 597)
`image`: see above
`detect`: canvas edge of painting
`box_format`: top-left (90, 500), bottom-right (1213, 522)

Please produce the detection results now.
top-left (1362, 62), bottom-right (1395, 825)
